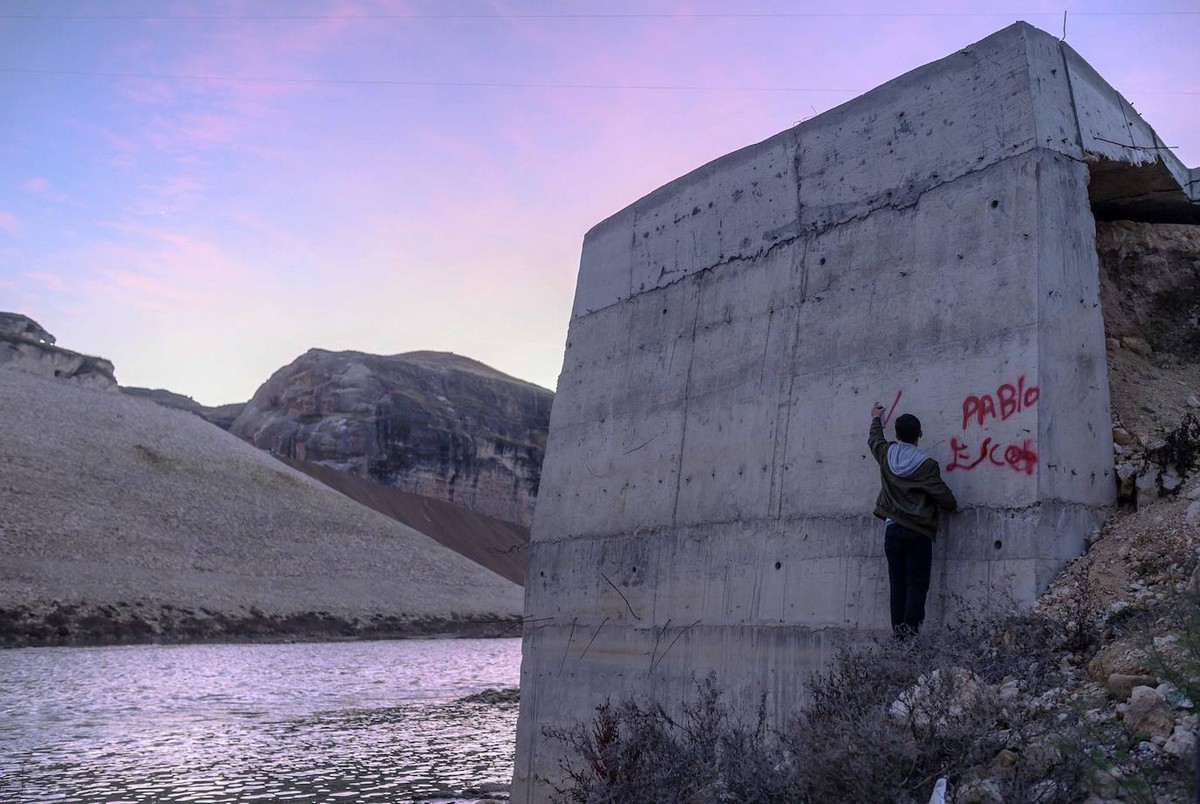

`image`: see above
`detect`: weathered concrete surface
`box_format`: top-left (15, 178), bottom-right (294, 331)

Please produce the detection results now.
top-left (514, 22), bottom-right (1198, 800)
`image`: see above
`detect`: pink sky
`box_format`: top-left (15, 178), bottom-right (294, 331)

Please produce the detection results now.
top-left (1, 0), bottom-right (1197, 404)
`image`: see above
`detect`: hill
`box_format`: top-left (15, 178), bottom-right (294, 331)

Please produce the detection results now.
top-left (0, 368), bottom-right (523, 646)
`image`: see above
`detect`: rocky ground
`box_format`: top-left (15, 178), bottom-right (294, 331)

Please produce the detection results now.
top-left (1022, 482), bottom-right (1200, 803)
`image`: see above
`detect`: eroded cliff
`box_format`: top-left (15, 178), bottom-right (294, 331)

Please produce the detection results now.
top-left (230, 349), bottom-right (552, 527)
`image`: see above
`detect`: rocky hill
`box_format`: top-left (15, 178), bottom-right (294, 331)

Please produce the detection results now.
top-left (0, 364), bottom-right (524, 647)
top-left (275, 455), bottom-right (529, 585)
top-left (229, 348), bottom-right (552, 527)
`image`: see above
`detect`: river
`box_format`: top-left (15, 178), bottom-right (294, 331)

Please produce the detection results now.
top-left (0, 638), bottom-right (522, 803)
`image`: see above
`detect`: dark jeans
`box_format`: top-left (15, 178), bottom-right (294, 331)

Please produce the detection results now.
top-left (884, 522), bottom-right (933, 637)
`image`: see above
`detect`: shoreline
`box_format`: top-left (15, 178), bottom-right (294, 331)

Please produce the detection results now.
top-left (0, 601), bottom-right (522, 649)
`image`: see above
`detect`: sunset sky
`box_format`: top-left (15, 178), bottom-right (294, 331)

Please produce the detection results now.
top-left (2, 1), bottom-right (1197, 405)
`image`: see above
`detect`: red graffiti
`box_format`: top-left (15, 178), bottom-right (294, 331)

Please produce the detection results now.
top-left (883, 390), bottom-right (903, 426)
top-left (947, 436), bottom-right (988, 472)
top-left (947, 436), bottom-right (1038, 476)
top-left (961, 375), bottom-right (1039, 430)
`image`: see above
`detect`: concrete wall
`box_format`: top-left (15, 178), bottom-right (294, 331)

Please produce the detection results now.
top-left (513, 22), bottom-right (1195, 800)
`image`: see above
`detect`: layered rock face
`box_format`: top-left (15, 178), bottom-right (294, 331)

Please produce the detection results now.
top-left (1098, 220), bottom-right (1200, 357)
top-left (231, 349), bottom-right (552, 527)
top-left (1097, 221), bottom-right (1200, 504)
top-left (0, 313), bottom-right (117, 390)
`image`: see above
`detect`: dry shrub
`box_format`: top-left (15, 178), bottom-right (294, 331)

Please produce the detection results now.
top-left (545, 612), bottom-right (1098, 803)
top-left (544, 676), bottom-right (729, 803)
top-left (1160, 412), bottom-right (1200, 482)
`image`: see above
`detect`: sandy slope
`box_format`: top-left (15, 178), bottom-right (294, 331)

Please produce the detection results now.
top-left (0, 369), bottom-right (523, 643)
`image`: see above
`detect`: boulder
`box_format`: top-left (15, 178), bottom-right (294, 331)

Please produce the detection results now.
top-left (1122, 336), bottom-right (1153, 356)
top-left (1186, 500), bottom-right (1200, 528)
top-left (1123, 686), bottom-right (1174, 740)
top-left (1089, 640), bottom-right (1154, 680)
top-left (1162, 725), bottom-right (1197, 759)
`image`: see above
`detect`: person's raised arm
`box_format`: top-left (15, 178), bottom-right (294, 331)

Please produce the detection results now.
top-left (868, 403), bottom-right (888, 463)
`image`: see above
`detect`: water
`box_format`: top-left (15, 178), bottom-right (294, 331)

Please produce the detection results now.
top-left (0, 638), bottom-right (522, 803)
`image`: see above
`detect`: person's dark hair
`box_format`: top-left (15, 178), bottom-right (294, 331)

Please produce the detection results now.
top-left (894, 414), bottom-right (921, 444)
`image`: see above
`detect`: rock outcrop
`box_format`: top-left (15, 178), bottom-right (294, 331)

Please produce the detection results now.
top-left (0, 312), bottom-right (55, 344)
top-left (230, 349), bottom-right (552, 527)
top-left (0, 368), bottom-right (524, 646)
top-left (0, 313), bottom-right (116, 390)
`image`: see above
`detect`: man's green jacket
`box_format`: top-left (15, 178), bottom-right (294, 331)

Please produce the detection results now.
top-left (868, 417), bottom-right (958, 539)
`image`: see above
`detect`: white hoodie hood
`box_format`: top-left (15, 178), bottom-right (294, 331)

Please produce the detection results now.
top-left (887, 442), bottom-right (929, 477)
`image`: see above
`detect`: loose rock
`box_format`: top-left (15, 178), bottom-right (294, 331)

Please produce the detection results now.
top-left (1124, 686), bottom-right (1175, 740)
top-left (1163, 725), bottom-right (1197, 759)
top-left (1107, 673), bottom-right (1159, 701)
top-left (1123, 336), bottom-right (1154, 356)
top-left (1186, 500), bottom-right (1200, 527)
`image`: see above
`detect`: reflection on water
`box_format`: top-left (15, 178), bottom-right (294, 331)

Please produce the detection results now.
top-left (0, 638), bottom-right (521, 803)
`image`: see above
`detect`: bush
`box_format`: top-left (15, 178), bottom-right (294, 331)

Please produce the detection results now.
top-left (545, 676), bottom-right (731, 803)
top-left (1159, 412), bottom-right (1200, 482)
top-left (545, 613), bottom-right (1099, 803)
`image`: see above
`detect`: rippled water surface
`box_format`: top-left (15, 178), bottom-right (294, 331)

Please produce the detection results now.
top-left (0, 639), bottom-right (522, 803)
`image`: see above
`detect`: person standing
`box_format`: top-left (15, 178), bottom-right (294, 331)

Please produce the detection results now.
top-left (868, 403), bottom-right (958, 637)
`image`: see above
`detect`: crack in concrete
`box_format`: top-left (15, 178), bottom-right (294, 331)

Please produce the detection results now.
top-left (571, 151), bottom-right (1103, 327)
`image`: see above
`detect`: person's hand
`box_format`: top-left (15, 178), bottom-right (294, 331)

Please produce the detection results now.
top-left (871, 403), bottom-right (886, 420)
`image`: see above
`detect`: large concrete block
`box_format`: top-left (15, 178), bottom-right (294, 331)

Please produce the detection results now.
top-left (1023, 27), bottom-right (1082, 159)
top-left (511, 21), bottom-right (1194, 801)
top-left (792, 154), bottom-right (1042, 377)
top-left (1063, 46), bottom-right (1166, 168)
top-left (554, 276), bottom-right (702, 429)
top-left (779, 329), bottom-right (1040, 520)
top-left (674, 390), bottom-right (782, 526)
top-left (524, 532), bottom-right (662, 626)
top-left (686, 242), bottom-right (801, 396)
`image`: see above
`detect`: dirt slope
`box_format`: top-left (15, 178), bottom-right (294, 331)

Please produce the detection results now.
top-left (276, 455), bottom-right (528, 585)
